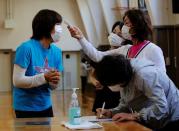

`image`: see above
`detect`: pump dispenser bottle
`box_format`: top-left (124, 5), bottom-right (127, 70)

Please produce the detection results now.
top-left (68, 88), bottom-right (81, 125)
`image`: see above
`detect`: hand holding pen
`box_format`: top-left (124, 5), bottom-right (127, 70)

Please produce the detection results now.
top-left (100, 102), bottom-right (106, 118)
top-left (96, 102), bottom-right (112, 119)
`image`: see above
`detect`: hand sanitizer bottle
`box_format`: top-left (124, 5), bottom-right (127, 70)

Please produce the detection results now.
top-left (68, 88), bottom-right (81, 125)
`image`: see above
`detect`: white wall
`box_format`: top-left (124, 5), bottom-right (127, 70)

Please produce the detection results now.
top-left (62, 52), bottom-right (80, 90)
top-left (86, 0), bottom-right (109, 45)
top-left (100, 0), bottom-right (121, 33)
top-left (175, 16), bottom-right (179, 24)
top-left (145, 0), bottom-right (176, 26)
top-left (0, 0), bottom-right (85, 51)
top-left (0, 51), bottom-right (12, 92)
top-left (76, 0), bottom-right (99, 47)
top-left (116, 0), bottom-right (129, 16)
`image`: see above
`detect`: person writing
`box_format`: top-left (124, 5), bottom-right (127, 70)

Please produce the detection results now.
top-left (91, 21), bottom-right (129, 112)
top-left (94, 55), bottom-right (179, 131)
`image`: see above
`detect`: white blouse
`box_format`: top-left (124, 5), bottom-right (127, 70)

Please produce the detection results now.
top-left (78, 38), bottom-right (166, 72)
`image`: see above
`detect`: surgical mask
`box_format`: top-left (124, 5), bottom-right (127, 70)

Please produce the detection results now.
top-left (51, 25), bottom-right (62, 43)
top-left (108, 84), bottom-right (121, 92)
top-left (108, 33), bottom-right (124, 47)
top-left (121, 25), bottom-right (132, 40)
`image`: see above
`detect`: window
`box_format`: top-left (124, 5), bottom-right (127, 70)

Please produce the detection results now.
top-left (138, 0), bottom-right (147, 11)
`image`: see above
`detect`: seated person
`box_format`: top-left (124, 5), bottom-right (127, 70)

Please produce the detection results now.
top-left (94, 55), bottom-right (179, 131)
top-left (89, 45), bottom-right (120, 112)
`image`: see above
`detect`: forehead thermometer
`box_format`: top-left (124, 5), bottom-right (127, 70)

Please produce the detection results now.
top-left (63, 19), bottom-right (71, 28)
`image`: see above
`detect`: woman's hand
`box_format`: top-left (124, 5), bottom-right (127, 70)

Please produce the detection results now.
top-left (89, 73), bottom-right (103, 89)
top-left (112, 113), bottom-right (138, 122)
top-left (68, 26), bottom-right (84, 40)
top-left (96, 108), bottom-right (112, 119)
top-left (44, 70), bottom-right (60, 84)
top-left (92, 80), bottom-right (103, 90)
top-left (89, 68), bottom-right (103, 90)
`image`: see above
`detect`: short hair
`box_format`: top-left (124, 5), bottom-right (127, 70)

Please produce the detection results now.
top-left (31, 9), bottom-right (62, 40)
top-left (123, 9), bottom-right (153, 41)
top-left (111, 21), bottom-right (124, 32)
top-left (94, 55), bottom-right (133, 87)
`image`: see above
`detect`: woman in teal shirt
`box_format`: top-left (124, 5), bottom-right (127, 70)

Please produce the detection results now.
top-left (13, 9), bottom-right (63, 118)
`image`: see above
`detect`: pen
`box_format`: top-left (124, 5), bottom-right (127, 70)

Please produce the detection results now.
top-left (130, 107), bottom-right (134, 114)
top-left (100, 102), bottom-right (105, 118)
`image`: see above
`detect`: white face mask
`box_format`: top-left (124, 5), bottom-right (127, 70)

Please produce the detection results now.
top-left (121, 25), bottom-right (132, 40)
top-left (51, 25), bottom-right (62, 43)
top-left (108, 84), bottom-right (121, 92)
top-left (108, 33), bottom-right (124, 47)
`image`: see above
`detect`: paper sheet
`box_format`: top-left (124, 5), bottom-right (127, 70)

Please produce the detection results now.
top-left (62, 121), bottom-right (102, 130)
top-left (81, 116), bottom-right (113, 122)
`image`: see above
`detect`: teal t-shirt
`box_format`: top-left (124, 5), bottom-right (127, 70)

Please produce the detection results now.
top-left (13, 39), bottom-right (63, 111)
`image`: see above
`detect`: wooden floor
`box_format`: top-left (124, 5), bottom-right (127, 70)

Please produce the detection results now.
top-left (52, 90), bottom-right (95, 117)
top-left (0, 90), bottom-right (95, 119)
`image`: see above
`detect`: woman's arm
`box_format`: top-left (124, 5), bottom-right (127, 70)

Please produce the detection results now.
top-left (13, 64), bottom-right (60, 89)
top-left (136, 69), bottom-right (169, 129)
top-left (78, 38), bottom-right (130, 62)
top-left (13, 64), bottom-right (47, 88)
top-left (146, 43), bottom-right (166, 72)
top-left (88, 68), bottom-right (103, 89)
top-left (69, 26), bottom-right (131, 62)
top-left (109, 96), bottom-right (129, 115)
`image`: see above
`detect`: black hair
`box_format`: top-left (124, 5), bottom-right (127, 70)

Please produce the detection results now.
top-left (94, 55), bottom-right (133, 87)
top-left (31, 9), bottom-right (62, 40)
top-left (122, 39), bottom-right (133, 45)
top-left (81, 58), bottom-right (87, 63)
top-left (123, 9), bottom-right (153, 41)
top-left (111, 21), bottom-right (124, 32)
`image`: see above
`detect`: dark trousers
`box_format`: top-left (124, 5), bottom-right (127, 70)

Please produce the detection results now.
top-left (15, 106), bottom-right (53, 118)
top-left (81, 76), bottom-right (87, 93)
top-left (155, 120), bottom-right (179, 131)
top-left (92, 87), bottom-right (120, 112)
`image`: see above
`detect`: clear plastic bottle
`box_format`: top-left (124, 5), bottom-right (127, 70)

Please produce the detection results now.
top-left (68, 88), bottom-right (81, 125)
